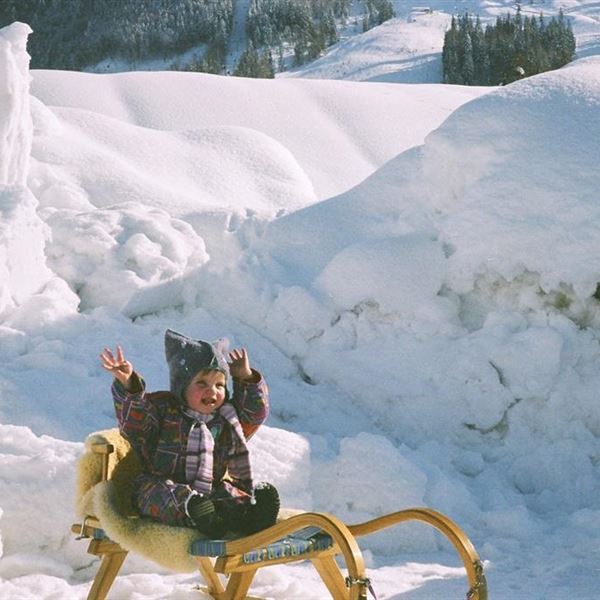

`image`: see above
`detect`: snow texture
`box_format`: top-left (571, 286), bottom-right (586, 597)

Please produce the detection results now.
top-left (2, 3), bottom-right (600, 598)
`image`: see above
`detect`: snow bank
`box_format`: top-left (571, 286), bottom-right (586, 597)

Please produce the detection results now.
top-left (30, 69), bottom-right (488, 200)
top-left (30, 105), bottom-right (317, 219)
top-left (425, 57), bottom-right (600, 301)
top-left (0, 22), bottom-right (32, 186)
top-left (197, 56), bottom-right (600, 527)
top-left (0, 24), bottom-right (74, 323)
top-left (314, 234), bottom-right (446, 314)
top-left (0, 425), bottom-right (81, 560)
top-left (42, 203), bottom-right (209, 312)
top-left (261, 56), bottom-right (600, 325)
top-left (0, 186), bottom-right (54, 317)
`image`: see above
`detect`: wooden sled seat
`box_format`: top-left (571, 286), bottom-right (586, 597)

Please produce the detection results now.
top-left (73, 429), bottom-right (487, 600)
top-left (190, 526), bottom-right (334, 562)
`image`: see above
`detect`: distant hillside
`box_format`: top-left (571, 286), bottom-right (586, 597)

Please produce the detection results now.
top-left (284, 1), bottom-right (600, 84)
top-left (0, 0), bottom-right (394, 74)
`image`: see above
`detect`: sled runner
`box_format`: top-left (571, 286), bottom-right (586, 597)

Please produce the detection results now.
top-left (72, 429), bottom-right (487, 600)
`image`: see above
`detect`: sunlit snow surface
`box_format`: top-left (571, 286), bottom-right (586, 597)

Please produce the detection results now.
top-left (286, 0), bottom-right (600, 83)
top-left (2, 4), bottom-right (600, 598)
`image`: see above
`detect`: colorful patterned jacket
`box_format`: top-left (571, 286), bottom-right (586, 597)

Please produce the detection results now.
top-left (111, 371), bottom-right (269, 525)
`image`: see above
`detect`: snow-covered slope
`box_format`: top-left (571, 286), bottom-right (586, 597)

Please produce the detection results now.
top-left (280, 11), bottom-right (451, 83)
top-left (287, 0), bottom-right (600, 83)
top-left (30, 69), bottom-right (486, 202)
top-left (3, 17), bottom-right (600, 600)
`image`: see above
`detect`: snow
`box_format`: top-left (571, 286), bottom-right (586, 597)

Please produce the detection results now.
top-left (226, 0), bottom-right (251, 73)
top-left (279, 12), bottom-right (452, 83)
top-left (287, 1), bottom-right (600, 83)
top-left (29, 69), bottom-right (486, 201)
top-left (314, 235), bottom-right (447, 314)
top-left (0, 22), bottom-right (62, 322)
top-left (0, 22), bottom-right (32, 186)
top-left (2, 3), bottom-right (600, 598)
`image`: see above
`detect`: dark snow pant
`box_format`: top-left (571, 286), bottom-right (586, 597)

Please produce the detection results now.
top-left (132, 474), bottom-right (277, 534)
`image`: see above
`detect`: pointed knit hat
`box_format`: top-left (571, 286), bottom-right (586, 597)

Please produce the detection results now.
top-left (164, 329), bottom-right (230, 403)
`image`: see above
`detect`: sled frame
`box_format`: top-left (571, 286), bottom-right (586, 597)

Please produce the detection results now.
top-left (73, 441), bottom-right (487, 600)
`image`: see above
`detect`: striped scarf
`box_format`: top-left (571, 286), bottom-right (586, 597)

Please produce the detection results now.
top-left (183, 403), bottom-right (253, 497)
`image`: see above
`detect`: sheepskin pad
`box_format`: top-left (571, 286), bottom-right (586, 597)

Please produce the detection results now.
top-left (76, 429), bottom-right (303, 573)
top-left (76, 428), bottom-right (141, 518)
top-left (93, 479), bottom-right (201, 572)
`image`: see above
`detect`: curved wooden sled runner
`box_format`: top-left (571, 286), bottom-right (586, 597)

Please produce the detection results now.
top-left (73, 431), bottom-right (487, 600)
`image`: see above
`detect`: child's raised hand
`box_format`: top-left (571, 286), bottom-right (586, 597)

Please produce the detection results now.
top-left (101, 346), bottom-right (133, 388)
top-left (228, 348), bottom-right (253, 381)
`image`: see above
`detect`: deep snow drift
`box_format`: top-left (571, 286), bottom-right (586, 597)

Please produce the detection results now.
top-left (2, 16), bottom-right (600, 600)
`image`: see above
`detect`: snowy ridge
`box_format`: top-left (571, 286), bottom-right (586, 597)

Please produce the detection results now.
top-left (30, 69), bottom-right (485, 201)
top-left (2, 18), bottom-right (600, 600)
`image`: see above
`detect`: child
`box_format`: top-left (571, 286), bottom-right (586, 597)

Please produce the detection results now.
top-left (100, 329), bottom-right (279, 538)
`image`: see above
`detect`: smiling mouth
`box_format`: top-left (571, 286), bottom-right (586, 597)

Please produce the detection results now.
top-left (202, 399), bottom-right (217, 405)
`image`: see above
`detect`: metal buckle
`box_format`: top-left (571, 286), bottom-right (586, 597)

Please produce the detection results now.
top-left (345, 575), bottom-right (377, 599)
top-left (75, 515), bottom-right (90, 540)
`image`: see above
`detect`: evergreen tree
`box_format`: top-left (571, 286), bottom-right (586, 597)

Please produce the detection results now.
top-left (234, 43), bottom-right (274, 78)
top-left (0, 0), bottom-right (395, 76)
top-left (471, 16), bottom-right (489, 85)
top-left (556, 9), bottom-right (576, 66)
top-left (362, 0), bottom-right (394, 32)
top-left (442, 16), bottom-right (461, 84)
top-left (0, 0), bottom-right (236, 71)
top-left (461, 31), bottom-right (475, 85)
top-left (442, 10), bottom-right (576, 86)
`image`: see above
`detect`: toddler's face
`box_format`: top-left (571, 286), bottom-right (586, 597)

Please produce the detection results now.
top-left (185, 370), bottom-right (226, 414)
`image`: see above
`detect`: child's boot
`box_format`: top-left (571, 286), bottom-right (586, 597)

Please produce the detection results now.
top-left (241, 482), bottom-right (280, 535)
top-left (187, 495), bottom-right (226, 538)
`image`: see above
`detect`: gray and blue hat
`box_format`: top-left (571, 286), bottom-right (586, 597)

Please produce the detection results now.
top-left (164, 329), bottom-right (230, 403)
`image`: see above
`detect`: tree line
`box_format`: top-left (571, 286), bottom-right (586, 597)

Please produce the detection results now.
top-left (443, 9), bottom-right (576, 86)
top-left (0, 0), bottom-right (395, 76)
top-left (245, 0), bottom-right (393, 70)
top-left (0, 0), bottom-right (233, 71)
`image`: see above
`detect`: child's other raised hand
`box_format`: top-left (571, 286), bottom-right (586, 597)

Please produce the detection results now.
top-left (101, 346), bottom-right (133, 388)
top-left (228, 348), bottom-right (253, 381)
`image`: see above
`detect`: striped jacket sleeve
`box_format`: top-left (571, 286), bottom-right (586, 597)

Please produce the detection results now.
top-left (111, 373), bottom-right (159, 463)
top-left (231, 369), bottom-right (269, 440)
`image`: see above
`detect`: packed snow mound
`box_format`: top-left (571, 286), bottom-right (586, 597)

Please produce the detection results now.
top-left (424, 56), bottom-right (600, 299)
top-left (0, 424), bottom-right (81, 560)
top-left (264, 57), bottom-right (600, 317)
top-left (0, 186), bottom-right (54, 317)
top-left (30, 69), bottom-right (488, 200)
top-left (0, 23), bottom-right (74, 325)
top-left (26, 91), bottom-right (317, 312)
top-left (223, 56), bottom-right (600, 516)
top-left (314, 234), bottom-right (446, 314)
top-left (42, 202), bottom-right (210, 313)
top-left (30, 102), bottom-right (316, 218)
top-left (0, 22), bottom-right (32, 186)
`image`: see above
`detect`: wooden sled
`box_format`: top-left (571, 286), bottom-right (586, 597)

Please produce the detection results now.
top-left (72, 430), bottom-right (487, 600)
